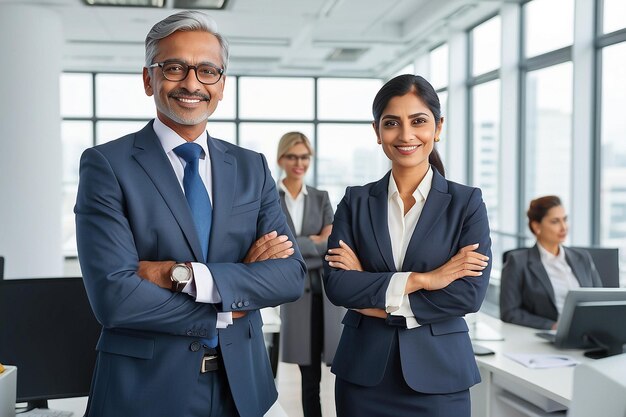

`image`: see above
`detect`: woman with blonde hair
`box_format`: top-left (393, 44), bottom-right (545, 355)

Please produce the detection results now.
top-left (276, 132), bottom-right (344, 417)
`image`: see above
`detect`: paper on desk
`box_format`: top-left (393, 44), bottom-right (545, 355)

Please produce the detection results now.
top-left (505, 353), bottom-right (580, 369)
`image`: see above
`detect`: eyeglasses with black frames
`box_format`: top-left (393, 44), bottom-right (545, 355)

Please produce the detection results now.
top-left (148, 60), bottom-right (224, 85)
top-left (282, 154), bottom-right (311, 162)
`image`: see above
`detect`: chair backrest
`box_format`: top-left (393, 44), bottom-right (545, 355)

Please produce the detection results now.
top-left (502, 247), bottom-right (620, 288)
top-left (570, 247), bottom-right (620, 288)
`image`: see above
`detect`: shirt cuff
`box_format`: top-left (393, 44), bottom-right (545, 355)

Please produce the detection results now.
top-left (182, 262), bottom-right (222, 304)
top-left (385, 272), bottom-right (420, 329)
top-left (385, 272), bottom-right (411, 313)
top-left (217, 312), bottom-right (233, 328)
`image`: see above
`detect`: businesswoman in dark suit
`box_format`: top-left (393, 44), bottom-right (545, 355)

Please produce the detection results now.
top-left (323, 74), bottom-right (492, 417)
top-left (276, 132), bottom-right (344, 417)
top-left (500, 195), bottom-right (602, 330)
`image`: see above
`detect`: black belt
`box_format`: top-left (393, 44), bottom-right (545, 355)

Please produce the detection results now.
top-left (201, 348), bottom-right (220, 373)
top-left (385, 315), bottom-right (407, 328)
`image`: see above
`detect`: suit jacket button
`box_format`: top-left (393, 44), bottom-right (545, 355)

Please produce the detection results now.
top-left (231, 302), bottom-right (238, 309)
top-left (187, 330), bottom-right (194, 336)
top-left (370, 296), bottom-right (377, 305)
top-left (237, 301), bottom-right (243, 308)
top-left (243, 300), bottom-right (250, 307)
top-left (190, 341), bottom-right (201, 352)
top-left (199, 330), bottom-right (207, 337)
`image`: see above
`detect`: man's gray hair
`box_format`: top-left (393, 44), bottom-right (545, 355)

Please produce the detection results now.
top-left (145, 10), bottom-right (229, 71)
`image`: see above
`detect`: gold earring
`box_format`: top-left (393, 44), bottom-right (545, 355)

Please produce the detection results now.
top-left (434, 137), bottom-right (441, 143)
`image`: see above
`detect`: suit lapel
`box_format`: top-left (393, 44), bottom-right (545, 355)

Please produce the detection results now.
top-left (368, 172), bottom-right (396, 272)
top-left (528, 245), bottom-right (557, 307)
top-left (132, 121), bottom-right (205, 262)
top-left (207, 136), bottom-right (236, 261)
top-left (402, 170), bottom-right (451, 272)
top-left (564, 247), bottom-right (587, 286)
top-left (278, 190), bottom-right (297, 235)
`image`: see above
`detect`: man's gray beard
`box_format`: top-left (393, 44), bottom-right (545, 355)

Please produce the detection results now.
top-left (155, 97), bottom-right (211, 126)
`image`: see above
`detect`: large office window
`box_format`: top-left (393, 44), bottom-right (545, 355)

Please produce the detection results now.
top-left (429, 44), bottom-right (449, 164)
top-left (316, 78), bottom-right (388, 207)
top-left (471, 80), bottom-right (501, 230)
top-left (602, 0), bottom-right (626, 34)
top-left (600, 42), bottom-right (626, 283)
top-left (524, 63), bottom-right (573, 211)
top-left (471, 16), bottom-right (501, 77)
top-left (524, 0), bottom-right (574, 58)
top-left (470, 17), bottom-right (502, 232)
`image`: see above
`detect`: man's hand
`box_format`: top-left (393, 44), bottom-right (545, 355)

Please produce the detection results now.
top-left (244, 231), bottom-right (294, 263)
top-left (137, 260), bottom-right (176, 290)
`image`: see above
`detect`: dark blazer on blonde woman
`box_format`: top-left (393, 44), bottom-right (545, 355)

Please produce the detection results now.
top-left (279, 185), bottom-right (345, 366)
top-left (500, 244), bottom-right (603, 330)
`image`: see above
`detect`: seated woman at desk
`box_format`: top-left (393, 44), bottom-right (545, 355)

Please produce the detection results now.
top-left (500, 195), bottom-right (602, 330)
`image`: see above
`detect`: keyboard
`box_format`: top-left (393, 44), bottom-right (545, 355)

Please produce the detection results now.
top-left (17, 409), bottom-right (73, 417)
top-left (535, 330), bottom-right (557, 343)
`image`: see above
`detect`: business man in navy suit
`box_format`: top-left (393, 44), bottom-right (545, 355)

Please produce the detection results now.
top-left (75, 11), bottom-right (305, 417)
top-left (323, 75), bottom-right (491, 416)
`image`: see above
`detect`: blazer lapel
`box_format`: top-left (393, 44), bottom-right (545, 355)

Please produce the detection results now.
top-left (132, 121), bottom-right (205, 262)
top-left (206, 136), bottom-right (236, 261)
top-left (278, 190), bottom-right (297, 235)
top-left (564, 247), bottom-right (588, 286)
top-left (528, 245), bottom-right (557, 307)
top-left (368, 172), bottom-right (396, 272)
top-left (402, 170), bottom-right (451, 272)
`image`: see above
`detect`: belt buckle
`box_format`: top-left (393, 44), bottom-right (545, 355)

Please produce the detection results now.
top-left (201, 354), bottom-right (219, 373)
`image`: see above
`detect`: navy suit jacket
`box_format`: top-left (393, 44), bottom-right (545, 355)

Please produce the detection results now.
top-left (323, 169), bottom-right (491, 394)
top-left (75, 121), bottom-right (306, 417)
top-left (499, 245), bottom-right (603, 329)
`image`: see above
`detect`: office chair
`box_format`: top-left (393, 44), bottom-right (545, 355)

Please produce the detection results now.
top-left (501, 247), bottom-right (620, 288)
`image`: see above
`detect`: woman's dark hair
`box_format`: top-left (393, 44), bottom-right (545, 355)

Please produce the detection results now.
top-left (527, 195), bottom-right (562, 235)
top-left (372, 74), bottom-right (445, 177)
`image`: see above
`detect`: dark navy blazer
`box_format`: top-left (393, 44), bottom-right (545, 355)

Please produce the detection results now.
top-left (75, 121), bottom-right (305, 417)
top-left (323, 169), bottom-right (491, 394)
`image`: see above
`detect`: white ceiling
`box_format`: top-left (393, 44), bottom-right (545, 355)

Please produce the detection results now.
top-left (1, 0), bottom-right (510, 77)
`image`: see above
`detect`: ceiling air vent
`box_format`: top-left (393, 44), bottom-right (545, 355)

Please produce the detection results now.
top-left (326, 47), bottom-right (368, 62)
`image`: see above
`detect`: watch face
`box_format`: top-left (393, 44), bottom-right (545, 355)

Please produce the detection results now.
top-left (172, 265), bottom-right (191, 282)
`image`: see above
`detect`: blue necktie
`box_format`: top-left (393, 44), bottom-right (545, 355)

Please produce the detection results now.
top-left (174, 143), bottom-right (218, 348)
top-left (173, 142), bottom-right (212, 262)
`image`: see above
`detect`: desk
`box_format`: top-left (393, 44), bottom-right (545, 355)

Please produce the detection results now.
top-left (470, 313), bottom-right (592, 417)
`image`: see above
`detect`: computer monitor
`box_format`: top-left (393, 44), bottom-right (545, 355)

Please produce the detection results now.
top-left (0, 277), bottom-right (101, 410)
top-left (553, 288), bottom-right (626, 359)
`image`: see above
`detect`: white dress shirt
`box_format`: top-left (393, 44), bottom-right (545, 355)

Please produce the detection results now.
top-left (153, 118), bottom-right (231, 328)
top-left (279, 180), bottom-right (307, 235)
top-left (537, 242), bottom-right (580, 314)
top-left (384, 167), bottom-right (434, 329)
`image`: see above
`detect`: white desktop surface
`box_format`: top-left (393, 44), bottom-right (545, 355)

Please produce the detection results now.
top-left (470, 312), bottom-right (596, 416)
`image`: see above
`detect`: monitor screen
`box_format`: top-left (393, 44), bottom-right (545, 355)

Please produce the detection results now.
top-left (0, 277), bottom-right (101, 408)
top-left (555, 288), bottom-right (626, 358)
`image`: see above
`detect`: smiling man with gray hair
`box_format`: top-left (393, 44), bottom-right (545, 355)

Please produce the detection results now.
top-left (75, 11), bottom-right (305, 417)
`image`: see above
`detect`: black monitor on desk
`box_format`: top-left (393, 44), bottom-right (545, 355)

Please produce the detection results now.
top-left (547, 288), bottom-right (626, 359)
top-left (0, 277), bottom-right (101, 410)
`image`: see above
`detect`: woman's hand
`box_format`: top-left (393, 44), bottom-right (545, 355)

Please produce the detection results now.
top-left (407, 243), bottom-right (489, 293)
top-left (325, 240), bottom-right (363, 271)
